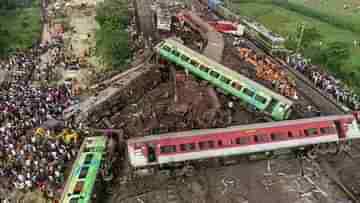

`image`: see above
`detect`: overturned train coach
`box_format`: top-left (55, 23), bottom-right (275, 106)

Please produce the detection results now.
top-left (155, 38), bottom-right (293, 121)
top-left (127, 114), bottom-right (360, 168)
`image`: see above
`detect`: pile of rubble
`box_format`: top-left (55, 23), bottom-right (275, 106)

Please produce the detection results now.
top-left (238, 47), bottom-right (298, 100)
top-left (110, 72), bottom-right (232, 138)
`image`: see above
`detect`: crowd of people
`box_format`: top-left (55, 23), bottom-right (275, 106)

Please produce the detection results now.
top-left (238, 47), bottom-right (298, 100)
top-left (0, 40), bottom-right (80, 201)
top-left (287, 54), bottom-right (360, 110)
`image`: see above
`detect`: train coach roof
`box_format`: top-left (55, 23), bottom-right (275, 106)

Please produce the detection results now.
top-left (159, 38), bottom-right (292, 105)
top-left (242, 18), bottom-right (285, 43)
top-left (127, 114), bottom-right (353, 144)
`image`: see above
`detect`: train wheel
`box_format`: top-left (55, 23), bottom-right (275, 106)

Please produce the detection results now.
top-left (317, 144), bottom-right (329, 156)
top-left (306, 148), bottom-right (318, 160)
top-left (184, 165), bottom-right (195, 177)
top-left (327, 143), bottom-right (339, 155)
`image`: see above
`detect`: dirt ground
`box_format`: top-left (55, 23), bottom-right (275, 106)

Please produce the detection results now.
top-left (43, 0), bottom-right (105, 90)
top-left (111, 156), bottom-right (351, 203)
top-left (326, 140), bottom-right (360, 201)
top-left (64, 4), bottom-right (101, 69)
top-left (110, 71), bottom-right (234, 138)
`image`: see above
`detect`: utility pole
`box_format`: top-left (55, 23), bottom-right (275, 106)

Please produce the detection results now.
top-left (225, 0), bottom-right (231, 9)
top-left (296, 22), bottom-right (305, 53)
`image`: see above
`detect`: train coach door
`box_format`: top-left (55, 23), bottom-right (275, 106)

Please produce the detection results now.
top-left (265, 99), bottom-right (278, 114)
top-left (334, 120), bottom-right (345, 138)
top-left (147, 143), bottom-right (157, 163)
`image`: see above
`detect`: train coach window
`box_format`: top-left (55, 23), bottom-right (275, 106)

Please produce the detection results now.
top-left (181, 54), bottom-right (190, 61)
top-left (84, 153), bottom-right (94, 165)
top-left (231, 82), bottom-right (243, 91)
top-left (69, 197), bottom-right (80, 203)
top-left (243, 88), bottom-right (255, 98)
top-left (235, 137), bottom-right (251, 145)
top-left (209, 71), bottom-right (220, 78)
top-left (180, 143), bottom-right (196, 151)
top-left (254, 134), bottom-right (268, 143)
top-left (218, 140), bottom-right (223, 146)
top-left (320, 127), bottom-right (336, 135)
top-left (199, 141), bottom-right (215, 150)
top-left (270, 132), bottom-right (286, 141)
top-left (160, 145), bottom-right (177, 154)
top-left (255, 94), bottom-right (267, 104)
top-left (78, 166), bottom-right (89, 179)
top-left (304, 128), bottom-right (318, 137)
top-left (73, 181), bottom-right (85, 195)
top-left (220, 76), bottom-right (231, 84)
top-left (288, 131), bottom-right (294, 138)
top-left (163, 45), bottom-right (172, 52)
top-left (171, 50), bottom-right (180, 57)
top-left (199, 65), bottom-right (210, 72)
top-left (190, 60), bottom-right (199, 67)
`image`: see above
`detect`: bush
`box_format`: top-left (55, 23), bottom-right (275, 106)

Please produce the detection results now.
top-left (95, 0), bottom-right (131, 70)
top-left (0, 0), bottom-right (41, 57)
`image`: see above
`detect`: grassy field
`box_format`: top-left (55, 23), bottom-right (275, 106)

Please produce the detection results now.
top-left (289, 0), bottom-right (360, 19)
top-left (95, 0), bottom-right (131, 71)
top-left (0, 0), bottom-right (42, 56)
top-left (230, 0), bottom-right (360, 90)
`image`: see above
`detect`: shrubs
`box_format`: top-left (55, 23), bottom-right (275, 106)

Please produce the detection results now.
top-left (0, 0), bottom-right (41, 57)
top-left (95, 0), bottom-right (131, 70)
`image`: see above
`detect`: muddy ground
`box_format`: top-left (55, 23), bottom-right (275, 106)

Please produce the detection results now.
top-left (111, 156), bottom-right (351, 203)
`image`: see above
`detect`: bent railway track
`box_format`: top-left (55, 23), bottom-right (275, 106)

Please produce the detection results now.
top-left (63, 52), bottom-right (162, 126)
top-left (181, 10), bottom-right (224, 63)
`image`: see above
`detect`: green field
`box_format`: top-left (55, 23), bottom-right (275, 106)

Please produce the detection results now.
top-left (230, 0), bottom-right (360, 91)
top-left (0, 0), bottom-right (42, 57)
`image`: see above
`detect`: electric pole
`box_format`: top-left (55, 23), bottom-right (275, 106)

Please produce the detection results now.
top-left (296, 22), bottom-right (305, 53)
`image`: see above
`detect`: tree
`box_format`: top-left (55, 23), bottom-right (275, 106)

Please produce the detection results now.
top-left (95, 0), bottom-right (131, 70)
top-left (318, 41), bottom-right (350, 73)
top-left (300, 26), bottom-right (322, 48)
top-left (285, 24), bottom-right (322, 51)
top-left (0, 26), bottom-right (11, 56)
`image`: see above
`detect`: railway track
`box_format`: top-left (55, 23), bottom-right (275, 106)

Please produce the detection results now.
top-left (274, 56), bottom-right (347, 115)
top-left (192, 0), bottom-right (346, 117)
top-left (190, 0), bottom-right (224, 63)
top-left (180, 10), bottom-right (224, 63)
top-left (318, 158), bottom-right (360, 203)
top-left (225, 35), bottom-right (345, 118)
top-left (91, 50), bottom-right (154, 91)
top-left (133, 0), bottom-right (156, 45)
top-left (221, 39), bottom-right (313, 118)
top-left (63, 59), bottom-right (161, 125)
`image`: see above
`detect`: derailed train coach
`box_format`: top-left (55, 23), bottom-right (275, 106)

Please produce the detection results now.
top-left (127, 114), bottom-right (360, 168)
top-left (199, 0), bottom-right (238, 21)
top-left (199, 0), bottom-right (287, 54)
top-left (154, 38), bottom-right (293, 120)
top-left (60, 136), bottom-right (108, 203)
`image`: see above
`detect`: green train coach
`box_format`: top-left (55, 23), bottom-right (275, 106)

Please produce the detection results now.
top-left (241, 18), bottom-right (287, 55)
top-left (60, 136), bottom-right (108, 203)
top-left (154, 38), bottom-right (293, 120)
